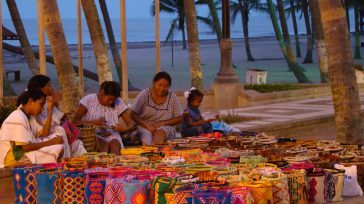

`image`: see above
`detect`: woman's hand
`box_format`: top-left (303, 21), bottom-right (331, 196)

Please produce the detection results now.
top-left (50, 136), bottom-right (64, 145)
top-left (93, 118), bottom-right (105, 126)
top-left (111, 124), bottom-right (128, 132)
top-left (46, 95), bottom-right (53, 112)
top-left (144, 122), bottom-right (157, 133)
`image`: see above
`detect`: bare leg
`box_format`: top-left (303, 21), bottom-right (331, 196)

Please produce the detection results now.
top-left (152, 130), bottom-right (167, 145)
top-left (109, 139), bottom-right (121, 155)
top-left (98, 138), bottom-right (109, 153)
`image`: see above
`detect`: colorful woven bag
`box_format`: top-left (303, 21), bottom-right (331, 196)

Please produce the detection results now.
top-left (283, 169), bottom-right (307, 204)
top-left (228, 187), bottom-right (253, 204)
top-left (174, 184), bottom-right (201, 204)
top-left (151, 176), bottom-right (182, 204)
top-left (325, 168), bottom-right (345, 202)
top-left (11, 165), bottom-right (43, 204)
top-left (239, 180), bottom-right (273, 204)
top-left (305, 168), bottom-right (326, 203)
top-left (263, 173), bottom-right (290, 204)
top-left (104, 177), bottom-right (150, 204)
top-left (35, 168), bottom-right (63, 204)
top-left (192, 189), bottom-right (232, 204)
top-left (62, 170), bottom-right (86, 204)
top-left (85, 172), bottom-right (108, 204)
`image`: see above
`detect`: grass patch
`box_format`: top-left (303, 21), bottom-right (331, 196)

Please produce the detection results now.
top-left (219, 110), bottom-right (259, 124)
top-left (244, 83), bottom-right (314, 93)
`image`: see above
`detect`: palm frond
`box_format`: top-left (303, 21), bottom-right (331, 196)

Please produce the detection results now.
top-left (151, 0), bottom-right (177, 16)
top-left (164, 18), bottom-right (179, 44)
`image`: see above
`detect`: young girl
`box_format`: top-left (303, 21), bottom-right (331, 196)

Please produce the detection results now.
top-left (0, 89), bottom-right (64, 168)
top-left (181, 88), bottom-right (213, 137)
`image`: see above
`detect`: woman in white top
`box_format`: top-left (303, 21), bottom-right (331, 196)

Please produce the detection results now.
top-left (0, 89), bottom-right (64, 168)
top-left (24, 75), bottom-right (86, 157)
top-left (72, 81), bottom-right (135, 155)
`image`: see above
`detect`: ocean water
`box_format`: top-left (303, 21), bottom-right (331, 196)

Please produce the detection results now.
top-left (3, 10), bottom-right (355, 46)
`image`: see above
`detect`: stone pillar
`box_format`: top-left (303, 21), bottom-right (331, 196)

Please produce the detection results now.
top-left (212, 0), bottom-right (242, 109)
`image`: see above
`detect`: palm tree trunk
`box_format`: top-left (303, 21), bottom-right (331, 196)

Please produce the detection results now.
top-left (354, 0), bottom-right (361, 59)
top-left (98, 0), bottom-right (137, 90)
top-left (81, 0), bottom-right (113, 83)
top-left (308, 0), bottom-right (329, 83)
top-left (268, 0), bottom-right (311, 83)
top-left (240, 2), bottom-right (254, 61)
top-left (345, 0), bottom-right (350, 32)
top-left (184, 0), bottom-right (203, 89)
top-left (6, 0), bottom-right (39, 75)
top-left (317, 0), bottom-right (363, 145)
top-left (42, 0), bottom-right (80, 113)
top-left (207, 0), bottom-right (222, 41)
top-left (181, 22), bottom-right (187, 49)
top-left (302, 0), bottom-right (313, 63)
top-left (289, 0), bottom-right (301, 58)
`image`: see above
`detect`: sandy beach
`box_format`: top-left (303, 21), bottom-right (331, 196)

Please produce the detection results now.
top-left (3, 35), bottom-right (364, 95)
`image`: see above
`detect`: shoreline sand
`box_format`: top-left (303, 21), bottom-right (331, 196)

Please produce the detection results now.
top-left (3, 35), bottom-right (364, 95)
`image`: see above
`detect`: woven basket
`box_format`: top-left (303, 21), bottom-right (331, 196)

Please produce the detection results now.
top-left (77, 124), bottom-right (97, 152)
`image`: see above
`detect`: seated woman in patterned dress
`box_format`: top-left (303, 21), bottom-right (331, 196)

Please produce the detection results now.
top-left (72, 81), bottom-right (135, 155)
top-left (130, 71), bottom-right (184, 146)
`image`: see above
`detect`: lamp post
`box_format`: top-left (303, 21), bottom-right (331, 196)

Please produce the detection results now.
top-left (214, 0), bottom-right (239, 83)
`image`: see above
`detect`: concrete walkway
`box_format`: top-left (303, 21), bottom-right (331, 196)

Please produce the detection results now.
top-left (221, 94), bottom-right (364, 139)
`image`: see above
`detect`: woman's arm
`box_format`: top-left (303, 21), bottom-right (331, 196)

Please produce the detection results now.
top-left (72, 105), bottom-right (104, 126)
top-left (158, 116), bottom-right (183, 127)
top-left (21, 136), bottom-right (63, 152)
top-left (39, 97), bottom-right (53, 137)
top-left (130, 110), bottom-right (156, 132)
top-left (112, 109), bottom-right (136, 132)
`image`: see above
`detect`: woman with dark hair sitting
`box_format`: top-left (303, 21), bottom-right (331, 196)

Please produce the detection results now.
top-left (130, 71), bottom-right (184, 145)
top-left (0, 89), bottom-right (64, 167)
top-left (72, 81), bottom-right (135, 154)
top-left (25, 74), bottom-right (86, 157)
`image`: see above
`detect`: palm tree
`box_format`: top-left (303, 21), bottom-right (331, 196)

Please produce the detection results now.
top-left (6, 0), bottom-right (39, 75)
top-left (267, 0), bottom-right (311, 83)
top-left (196, 0), bottom-right (222, 41)
top-left (184, 0), bottom-right (203, 89)
top-left (230, 0), bottom-right (267, 61)
top-left (98, 0), bottom-right (137, 90)
top-left (354, 0), bottom-right (361, 59)
top-left (308, 0), bottom-right (329, 83)
top-left (301, 0), bottom-right (313, 63)
top-left (42, 0), bottom-right (80, 113)
top-left (285, 0), bottom-right (302, 58)
top-left (316, 0), bottom-right (363, 145)
top-left (151, 0), bottom-right (212, 50)
top-left (81, 0), bottom-right (113, 83)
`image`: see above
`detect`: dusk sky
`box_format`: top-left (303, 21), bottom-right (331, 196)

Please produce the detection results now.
top-left (2, 0), bottom-right (209, 19)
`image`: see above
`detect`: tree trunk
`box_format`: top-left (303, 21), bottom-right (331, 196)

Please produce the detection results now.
top-left (268, 0), bottom-right (311, 83)
top-left (98, 0), bottom-right (137, 90)
top-left (207, 0), bottom-right (222, 41)
top-left (345, 0), bottom-right (350, 32)
top-left (354, 0), bottom-right (361, 59)
top-left (239, 1), bottom-right (254, 61)
top-left (317, 0), bottom-right (363, 144)
top-left (290, 0), bottom-right (301, 58)
top-left (81, 0), bottom-right (113, 83)
top-left (6, 0), bottom-right (39, 75)
top-left (184, 0), bottom-right (203, 89)
top-left (308, 0), bottom-right (329, 83)
top-left (42, 0), bottom-right (80, 113)
top-left (302, 0), bottom-right (313, 63)
top-left (181, 22), bottom-right (187, 49)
